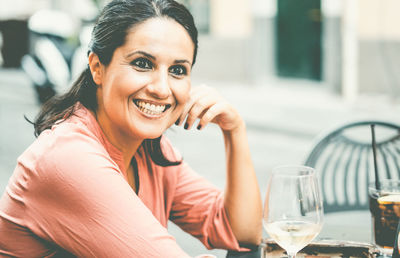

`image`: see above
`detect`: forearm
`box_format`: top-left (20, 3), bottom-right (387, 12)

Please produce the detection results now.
top-left (223, 120), bottom-right (262, 247)
top-left (178, 84), bottom-right (263, 246)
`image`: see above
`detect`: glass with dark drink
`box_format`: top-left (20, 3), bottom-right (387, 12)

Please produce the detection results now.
top-left (369, 179), bottom-right (400, 253)
top-left (393, 221), bottom-right (400, 258)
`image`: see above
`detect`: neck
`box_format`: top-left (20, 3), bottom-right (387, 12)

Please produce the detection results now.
top-left (121, 141), bottom-right (142, 172)
top-left (109, 134), bottom-right (142, 173)
top-left (91, 110), bottom-right (142, 172)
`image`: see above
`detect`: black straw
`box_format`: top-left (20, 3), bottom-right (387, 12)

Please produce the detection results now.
top-left (371, 124), bottom-right (380, 190)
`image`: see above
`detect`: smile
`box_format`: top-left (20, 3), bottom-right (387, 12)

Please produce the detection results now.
top-left (133, 99), bottom-right (171, 116)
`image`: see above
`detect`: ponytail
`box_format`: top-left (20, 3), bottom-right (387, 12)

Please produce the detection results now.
top-left (33, 67), bottom-right (97, 137)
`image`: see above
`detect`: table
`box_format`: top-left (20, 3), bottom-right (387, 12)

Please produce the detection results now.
top-left (227, 210), bottom-right (376, 258)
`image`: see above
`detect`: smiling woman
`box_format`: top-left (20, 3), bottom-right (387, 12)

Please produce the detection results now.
top-left (0, 0), bottom-right (262, 257)
top-left (91, 17), bottom-right (194, 146)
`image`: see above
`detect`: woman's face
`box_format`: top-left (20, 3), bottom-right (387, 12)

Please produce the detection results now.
top-left (93, 17), bottom-right (194, 146)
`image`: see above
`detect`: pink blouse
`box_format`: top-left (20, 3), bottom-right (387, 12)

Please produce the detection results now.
top-left (0, 104), bottom-right (242, 257)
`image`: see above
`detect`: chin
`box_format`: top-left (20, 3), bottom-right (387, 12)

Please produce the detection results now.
top-left (146, 132), bottom-right (163, 140)
top-left (133, 128), bottom-right (164, 140)
top-left (129, 120), bottom-right (171, 140)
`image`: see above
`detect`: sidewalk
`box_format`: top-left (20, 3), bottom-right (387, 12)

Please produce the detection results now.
top-left (213, 78), bottom-right (400, 137)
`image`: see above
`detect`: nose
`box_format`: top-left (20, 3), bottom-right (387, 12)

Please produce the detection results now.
top-left (147, 69), bottom-right (171, 99)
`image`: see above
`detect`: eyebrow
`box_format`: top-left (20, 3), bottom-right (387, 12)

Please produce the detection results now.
top-left (126, 51), bottom-right (156, 60)
top-left (126, 50), bottom-right (192, 66)
top-left (174, 59), bottom-right (192, 66)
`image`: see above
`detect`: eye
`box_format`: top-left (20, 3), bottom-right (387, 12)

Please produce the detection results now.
top-left (169, 65), bottom-right (187, 77)
top-left (131, 57), bottom-right (153, 70)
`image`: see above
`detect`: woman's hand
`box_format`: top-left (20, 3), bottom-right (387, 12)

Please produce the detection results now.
top-left (175, 84), bottom-right (243, 132)
top-left (176, 84), bottom-right (262, 246)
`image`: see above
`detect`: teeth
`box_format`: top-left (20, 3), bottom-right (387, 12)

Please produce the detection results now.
top-left (134, 100), bottom-right (166, 115)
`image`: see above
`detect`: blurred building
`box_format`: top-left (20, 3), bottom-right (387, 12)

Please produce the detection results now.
top-left (186, 0), bottom-right (400, 101)
top-left (355, 0), bottom-right (400, 99)
top-left (185, 0), bottom-right (327, 85)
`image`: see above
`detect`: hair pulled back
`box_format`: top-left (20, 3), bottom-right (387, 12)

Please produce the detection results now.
top-left (32, 0), bottom-right (198, 166)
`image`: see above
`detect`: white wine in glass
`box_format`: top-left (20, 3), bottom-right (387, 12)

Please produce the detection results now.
top-left (263, 165), bottom-right (324, 258)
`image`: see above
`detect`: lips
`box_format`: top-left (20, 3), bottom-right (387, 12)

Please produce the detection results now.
top-left (133, 99), bottom-right (171, 116)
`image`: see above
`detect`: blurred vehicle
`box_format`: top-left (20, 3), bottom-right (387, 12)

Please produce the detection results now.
top-left (21, 9), bottom-right (93, 104)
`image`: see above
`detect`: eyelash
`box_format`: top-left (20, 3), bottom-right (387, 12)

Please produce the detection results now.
top-left (169, 65), bottom-right (187, 76)
top-left (131, 57), bottom-right (188, 77)
top-left (131, 57), bottom-right (153, 70)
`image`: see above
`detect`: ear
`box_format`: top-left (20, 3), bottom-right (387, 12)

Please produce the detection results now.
top-left (88, 52), bottom-right (103, 86)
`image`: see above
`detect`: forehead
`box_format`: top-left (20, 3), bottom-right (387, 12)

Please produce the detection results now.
top-left (121, 17), bottom-right (194, 59)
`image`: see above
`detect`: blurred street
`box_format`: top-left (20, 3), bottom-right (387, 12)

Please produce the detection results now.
top-left (2, 67), bottom-right (400, 256)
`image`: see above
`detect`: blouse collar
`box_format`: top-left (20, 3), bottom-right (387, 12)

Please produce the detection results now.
top-left (72, 103), bottom-right (127, 174)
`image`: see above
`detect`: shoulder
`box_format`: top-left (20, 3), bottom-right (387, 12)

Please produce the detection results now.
top-left (40, 118), bottom-right (106, 157)
top-left (33, 120), bottom-right (118, 183)
top-left (10, 120), bottom-right (123, 213)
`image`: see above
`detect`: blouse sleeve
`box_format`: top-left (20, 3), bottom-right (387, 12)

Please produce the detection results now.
top-left (161, 138), bottom-right (245, 251)
top-left (24, 132), bottom-right (190, 258)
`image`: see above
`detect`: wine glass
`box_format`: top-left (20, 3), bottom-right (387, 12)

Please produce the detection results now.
top-left (263, 165), bottom-right (324, 258)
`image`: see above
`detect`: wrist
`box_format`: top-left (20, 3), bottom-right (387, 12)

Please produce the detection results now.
top-left (222, 119), bottom-right (246, 137)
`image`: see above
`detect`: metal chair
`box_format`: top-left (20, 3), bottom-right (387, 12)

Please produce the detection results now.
top-left (304, 120), bottom-right (400, 213)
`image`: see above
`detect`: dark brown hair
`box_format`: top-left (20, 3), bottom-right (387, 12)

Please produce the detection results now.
top-left (32, 0), bottom-right (198, 166)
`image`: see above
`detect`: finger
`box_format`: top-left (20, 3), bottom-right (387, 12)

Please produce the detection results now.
top-left (196, 102), bottom-right (225, 130)
top-left (184, 96), bottom-right (218, 130)
top-left (176, 89), bottom-right (209, 126)
top-left (197, 102), bottom-right (228, 130)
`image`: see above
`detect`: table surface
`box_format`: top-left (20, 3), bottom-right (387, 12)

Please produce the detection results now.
top-left (319, 210), bottom-right (372, 243)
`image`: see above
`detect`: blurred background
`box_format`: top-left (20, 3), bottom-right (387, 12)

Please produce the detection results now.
top-left (1, 0), bottom-right (400, 257)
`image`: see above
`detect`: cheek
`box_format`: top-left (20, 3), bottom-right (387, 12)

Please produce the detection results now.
top-left (173, 81), bottom-right (191, 104)
top-left (104, 71), bottom-right (151, 99)
top-left (127, 73), bottom-right (152, 87)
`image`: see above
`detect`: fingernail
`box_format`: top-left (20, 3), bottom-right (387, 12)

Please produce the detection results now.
top-left (175, 118), bottom-right (180, 125)
top-left (197, 125), bottom-right (202, 130)
top-left (184, 123), bottom-right (189, 130)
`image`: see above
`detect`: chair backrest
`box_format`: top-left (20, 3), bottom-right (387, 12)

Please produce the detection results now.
top-left (304, 120), bottom-right (400, 213)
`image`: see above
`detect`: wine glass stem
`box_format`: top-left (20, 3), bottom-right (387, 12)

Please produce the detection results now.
top-left (287, 253), bottom-right (296, 258)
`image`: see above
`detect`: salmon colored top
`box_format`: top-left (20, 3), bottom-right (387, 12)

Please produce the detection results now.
top-left (0, 104), bottom-right (242, 257)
